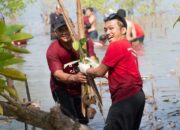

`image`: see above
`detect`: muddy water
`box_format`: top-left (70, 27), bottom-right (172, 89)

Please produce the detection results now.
top-left (1, 1), bottom-right (180, 130)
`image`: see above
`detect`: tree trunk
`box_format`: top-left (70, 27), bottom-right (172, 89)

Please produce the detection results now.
top-left (0, 101), bottom-right (92, 130)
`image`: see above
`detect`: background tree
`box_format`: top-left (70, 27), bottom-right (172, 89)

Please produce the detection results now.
top-left (0, 0), bottom-right (36, 17)
top-left (81, 0), bottom-right (114, 14)
top-left (114, 0), bottom-right (141, 15)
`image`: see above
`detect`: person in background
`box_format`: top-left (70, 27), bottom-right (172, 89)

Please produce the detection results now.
top-left (86, 7), bottom-right (98, 40)
top-left (117, 9), bottom-right (145, 44)
top-left (49, 5), bottom-right (64, 40)
top-left (130, 21), bottom-right (145, 44)
top-left (83, 8), bottom-right (98, 62)
top-left (79, 13), bottom-right (145, 130)
top-left (83, 8), bottom-right (91, 36)
top-left (0, 12), bottom-right (5, 23)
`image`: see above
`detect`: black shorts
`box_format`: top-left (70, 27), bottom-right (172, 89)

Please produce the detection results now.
top-left (131, 35), bottom-right (145, 44)
top-left (52, 89), bottom-right (89, 124)
top-left (104, 89), bottom-right (145, 130)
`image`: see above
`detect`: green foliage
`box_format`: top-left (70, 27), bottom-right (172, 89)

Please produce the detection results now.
top-left (72, 40), bottom-right (80, 51)
top-left (0, 21), bottom-right (32, 53)
top-left (0, 21), bottom-right (32, 99)
top-left (0, 68), bottom-right (27, 81)
top-left (137, 0), bottom-right (164, 15)
top-left (10, 32), bottom-right (33, 42)
top-left (5, 85), bottom-right (18, 98)
top-left (114, 0), bottom-right (141, 15)
top-left (72, 38), bottom-right (88, 56)
top-left (0, 0), bottom-right (36, 17)
top-left (79, 38), bottom-right (87, 52)
top-left (0, 105), bottom-right (3, 115)
top-left (0, 52), bottom-right (14, 61)
top-left (172, 3), bottom-right (180, 12)
top-left (0, 58), bottom-right (25, 68)
top-left (4, 24), bottom-right (24, 35)
top-left (81, 0), bottom-right (114, 14)
top-left (173, 16), bottom-right (180, 28)
top-left (3, 44), bottom-right (30, 53)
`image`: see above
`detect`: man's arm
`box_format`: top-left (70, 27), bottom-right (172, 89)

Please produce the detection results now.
top-left (86, 64), bottom-right (109, 77)
top-left (126, 20), bottom-right (136, 41)
top-left (54, 70), bottom-right (87, 83)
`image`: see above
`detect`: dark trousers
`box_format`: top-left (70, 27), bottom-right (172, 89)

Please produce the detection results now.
top-left (104, 90), bottom-right (145, 130)
top-left (88, 30), bottom-right (98, 40)
top-left (52, 90), bottom-right (89, 124)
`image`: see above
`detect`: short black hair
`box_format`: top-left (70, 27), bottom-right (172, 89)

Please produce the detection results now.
top-left (104, 13), bottom-right (127, 29)
top-left (82, 8), bottom-right (86, 15)
top-left (86, 7), bottom-right (94, 12)
top-left (117, 9), bottom-right (126, 18)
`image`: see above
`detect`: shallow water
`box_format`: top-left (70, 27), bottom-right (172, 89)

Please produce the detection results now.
top-left (1, 0), bottom-right (180, 130)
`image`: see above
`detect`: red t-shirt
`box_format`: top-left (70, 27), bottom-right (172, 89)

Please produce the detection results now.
top-left (102, 39), bottom-right (143, 103)
top-left (87, 37), bottom-right (96, 57)
top-left (46, 39), bottom-right (95, 95)
top-left (133, 22), bottom-right (144, 38)
top-left (46, 40), bottom-right (81, 95)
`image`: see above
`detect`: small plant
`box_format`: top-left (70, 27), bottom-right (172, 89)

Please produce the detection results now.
top-left (173, 16), bottom-right (180, 28)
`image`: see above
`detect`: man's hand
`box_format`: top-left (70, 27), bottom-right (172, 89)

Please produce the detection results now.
top-left (73, 72), bottom-right (87, 83)
top-left (78, 63), bottom-right (90, 74)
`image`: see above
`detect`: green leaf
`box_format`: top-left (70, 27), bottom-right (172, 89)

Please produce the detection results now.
top-left (80, 38), bottom-right (88, 46)
top-left (3, 44), bottom-right (30, 53)
top-left (0, 105), bottom-right (3, 115)
top-left (0, 21), bottom-right (5, 34)
top-left (0, 79), bottom-right (6, 93)
top-left (0, 52), bottom-right (14, 61)
top-left (0, 58), bottom-right (25, 67)
top-left (72, 40), bottom-right (80, 51)
top-left (10, 32), bottom-right (33, 41)
top-left (0, 68), bottom-right (26, 81)
top-left (0, 34), bottom-right (12, 43)
top-left (5, 24), bottom-right (24, 35)
top-left (173, 16), bottom-right (180, 28)
top-left (5, 86), bottom-right (18, 98)
top-left (82, 48), bottom-right (87, 54)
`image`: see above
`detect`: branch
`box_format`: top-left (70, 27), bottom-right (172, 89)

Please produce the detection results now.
top-left (0, 101), bottom-right (92, 130)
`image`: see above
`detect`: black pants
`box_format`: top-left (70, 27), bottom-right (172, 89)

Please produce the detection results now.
top-left (88, 30), bottom-right (98, 40)
top-left (52, 90), bottom-right (89, 124)
top-left (104, 90), bottom-right (145, 130)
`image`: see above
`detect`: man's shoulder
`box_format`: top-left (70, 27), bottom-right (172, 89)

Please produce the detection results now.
top-left (48, 40), bottom-right (59, 49)
top-left (47, 40), bottom-right (61, 56)
top-left (50, 12), bottom-right (56, 16)
top-left (126, 20), bottom-right (133, 26)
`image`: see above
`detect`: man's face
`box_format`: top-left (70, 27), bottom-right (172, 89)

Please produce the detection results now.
top-left (86, 9), bottom-right (92, 17)
top-left (104, 19), bottom-right (126, 42)
top-left (56, 26), bottom-right (72, 43)
top-left (56, 7), bottom-right (61, 15)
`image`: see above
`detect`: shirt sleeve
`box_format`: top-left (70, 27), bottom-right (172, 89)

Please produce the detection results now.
top-left (102, 42), bottom-right (123, 67)
top-left (46, 47), bottom-right (63, 74)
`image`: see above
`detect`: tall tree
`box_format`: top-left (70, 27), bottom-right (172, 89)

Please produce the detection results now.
top-left (81, 0), bottom-right (114, 14)
top-left (0, 0), bottom-right (36, 17)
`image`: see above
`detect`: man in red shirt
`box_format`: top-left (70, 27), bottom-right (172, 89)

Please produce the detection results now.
top-left (79, 13), bottom-right (145, 130)
top-left (46, 16), bottom-right (94, 124)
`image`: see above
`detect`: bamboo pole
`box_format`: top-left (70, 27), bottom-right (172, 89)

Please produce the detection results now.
top-left (57, 0), bottom-right (78, 41)
top-left (76, 0), bottom-right (85, 39)
top-left (57, 0), bottom-right (103, 119)
top-left (76, 0), bottom-right (88, 117)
